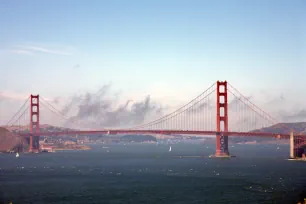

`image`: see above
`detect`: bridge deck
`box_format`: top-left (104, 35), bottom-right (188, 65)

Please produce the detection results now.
top-left (17, 130), bottom-right (306, 138)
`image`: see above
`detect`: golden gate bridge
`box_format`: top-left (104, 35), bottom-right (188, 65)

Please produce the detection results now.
top-left (4, 81), bottom-right (306, 158)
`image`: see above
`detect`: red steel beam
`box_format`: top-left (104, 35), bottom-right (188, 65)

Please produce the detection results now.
top-left (17, 130), bottom-right (306, 138)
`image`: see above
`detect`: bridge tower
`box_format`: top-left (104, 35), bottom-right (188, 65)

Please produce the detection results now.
top-left (290, 132), bottom-right (294, 158)
top-left (29, 95), bottom-right (40, 153)
top-left (215, 81), bottom-right (229, 157)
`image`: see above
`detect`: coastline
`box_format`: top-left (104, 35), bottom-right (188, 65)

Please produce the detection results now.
top-left (287, 158), bottom-right (306, 162)
top-left (52, 144), bottom-right (92, 151)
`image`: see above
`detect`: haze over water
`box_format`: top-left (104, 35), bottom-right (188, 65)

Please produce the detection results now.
top-left (0, 143), bottom-right (305, 204)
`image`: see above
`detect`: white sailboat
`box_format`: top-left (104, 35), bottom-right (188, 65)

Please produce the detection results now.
top-left (169, 146), bottom-right (172, 152)
top-left (16, 152), bottom-right (19, 158)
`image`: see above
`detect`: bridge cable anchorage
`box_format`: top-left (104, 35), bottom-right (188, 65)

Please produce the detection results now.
top-left (227, 82), bottom-right (291, 133)
top-left (6, 96), bottom-right (30, 126)
top-left (39, 96), bottom-right (86, 127)
top-left (129, 82), bottom-right (216, 131)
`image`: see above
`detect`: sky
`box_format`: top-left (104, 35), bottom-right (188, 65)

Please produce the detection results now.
top-left (0, 0), bottom-right (305, 127)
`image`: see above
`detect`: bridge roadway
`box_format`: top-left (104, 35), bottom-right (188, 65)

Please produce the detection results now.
top-left (18, 130), bottom-right (306, 138)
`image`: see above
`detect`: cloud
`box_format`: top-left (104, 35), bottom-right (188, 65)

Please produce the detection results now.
top-left (263, 92), bottom-right (286, 107)
top-left (73, 64), bottom-right (80, 69)
top-left (0, 91), bottom-right (29, 101)
top-left (60, 84), bottom-right (165, 128)
top-left (61, 95), bottom-right (83, 116)
top-left (0, 92), bottom-right (5, 102)
top-left (228, 95), bottom-right (252, 111)
top-left (10, 50), bottom-right (34, 55)
top-left (280, 93), bottom-right (285, 101)
top-left (17, 45), bottom-right (72, 56)
top-left (8, 44), bottom-right (73, 56)
top-left (186, 101), bottom-right (213, 115)
top-left (278, 109), bottom-right (306, 122)
top-left (0, 91), bottom-right (56, 105)
top-left (52, 97), bottom-right (61, 105)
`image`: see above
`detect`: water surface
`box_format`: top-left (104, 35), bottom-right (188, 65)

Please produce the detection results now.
top-left (0, 143), bottom-right (305, 204)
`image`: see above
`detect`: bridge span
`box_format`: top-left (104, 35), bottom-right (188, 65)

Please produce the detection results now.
top-left (18, 129), bottom-right (306, 138)
top-left (6, 80), bottom-right (306, 158)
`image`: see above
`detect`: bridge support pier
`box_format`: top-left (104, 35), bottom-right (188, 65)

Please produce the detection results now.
top-left (29, 95), bottom-right (40, 153)
top-left (215, 81), bottom-right (230, 157)
top-left (290, 132), bottom-right (294, 159)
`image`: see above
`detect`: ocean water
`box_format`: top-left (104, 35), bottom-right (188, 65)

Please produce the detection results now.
top-left (0, 143), bottom-right (305, 204)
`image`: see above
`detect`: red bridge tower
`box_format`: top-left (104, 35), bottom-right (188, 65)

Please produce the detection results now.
top-left (216, 81), bottom-right (229, 156)
top-left (29, 95), bottom-right (40, 153)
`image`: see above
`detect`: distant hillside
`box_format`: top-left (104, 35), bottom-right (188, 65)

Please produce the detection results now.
top-left (4, 124), bottom-right (77, 134)
top-left (121, 135), bottom-right (157, 142)
top-left (231, 122), bottom-right (306, 144)
top-left (251, 122), bottom-right (306, 134)
top-left (0, 127), bottom-right (28, 152)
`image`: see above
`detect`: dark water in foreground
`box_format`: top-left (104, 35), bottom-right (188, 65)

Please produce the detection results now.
top-left (0, 143), bottom-right (305, 204)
